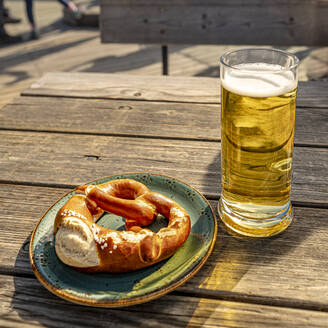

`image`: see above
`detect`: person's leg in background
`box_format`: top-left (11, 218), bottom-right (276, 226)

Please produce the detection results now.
top-left (25, 0), bottom-right (39, 39)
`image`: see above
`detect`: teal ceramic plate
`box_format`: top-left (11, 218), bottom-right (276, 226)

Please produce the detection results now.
top-left (30, 173), bottom-right (217, 307)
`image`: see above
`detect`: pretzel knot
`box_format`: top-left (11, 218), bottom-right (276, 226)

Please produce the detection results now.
top-left (54, 179), bottom-right (191, 273)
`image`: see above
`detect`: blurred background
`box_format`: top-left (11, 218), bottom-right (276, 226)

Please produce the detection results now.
top-left (1, 0), bottom-right (327, 109)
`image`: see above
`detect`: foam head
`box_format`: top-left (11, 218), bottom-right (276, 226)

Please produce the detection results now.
top-left (221, 63), bottom-right (297, 98)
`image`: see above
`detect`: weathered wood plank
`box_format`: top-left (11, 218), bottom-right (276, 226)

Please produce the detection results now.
top-left (22, 72), bottom-right (328, 108)
top-left (100, 0), bottom-right (328, 46)
top-left (1, 275), bottom-right (327, 328)
top-left (1, 95), bottom-right (328, 146)
top-left (2, 96), bottom-right (220, 141)
top-left (22, 72), bottom-right (219, 104)
top-left (1, 184), bottom-right (328, 311)
top-left (0, 131), bottom-right (327, 204)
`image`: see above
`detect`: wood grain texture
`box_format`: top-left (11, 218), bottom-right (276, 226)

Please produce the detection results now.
top-left (100, 0), bottom-right (328, 46)
top-left (1, 184), bottom-right (328, 311)
top-left (1, 95), bottom-right (328, 146)
top-left (1, 275), bottom-right (328, 328)
top-left (0, 131), bottom-right (327, 204)
top-left (22, 72), bottom-right (328, 108)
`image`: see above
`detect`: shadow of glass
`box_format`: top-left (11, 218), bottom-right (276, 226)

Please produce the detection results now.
top-left (178, 149), bottom-right (325, 326)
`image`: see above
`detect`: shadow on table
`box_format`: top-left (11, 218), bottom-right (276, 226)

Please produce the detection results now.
top-left (0, 34), bottom-right (96, 87)
top-left (10, 231), bottom-right (213, 327)
top-left (10, 235), bottom-right (215, 327)
top-left (69, 45), bottom-right (190, 74)
top-left (11, 234), bottom-right (195, 327)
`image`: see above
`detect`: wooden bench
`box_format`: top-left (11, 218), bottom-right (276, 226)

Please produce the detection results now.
top-left (100, 0), bottom-right (328, 75)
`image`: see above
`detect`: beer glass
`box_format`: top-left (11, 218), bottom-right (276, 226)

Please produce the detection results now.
top-left (218, 48), bottom-right (299, 237)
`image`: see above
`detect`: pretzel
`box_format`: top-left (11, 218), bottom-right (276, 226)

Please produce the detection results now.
top-left (54, 179), bottom-right (191, 273)
top-left (76, 179), bottom-right (156, 230)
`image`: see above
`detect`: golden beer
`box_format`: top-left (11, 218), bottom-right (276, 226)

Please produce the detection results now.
top-left (219, 52), bottom-right (299, 237)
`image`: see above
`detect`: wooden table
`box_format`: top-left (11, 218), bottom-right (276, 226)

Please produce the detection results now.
top-left (0, 72), bottom-right (327, 327)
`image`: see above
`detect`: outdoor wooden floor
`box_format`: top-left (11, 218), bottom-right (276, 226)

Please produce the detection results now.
top-left (1, 0), bottom-right (328, 110)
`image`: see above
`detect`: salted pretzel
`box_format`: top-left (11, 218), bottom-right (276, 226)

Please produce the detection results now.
top-left (54, 179), bottom-right (191, 273)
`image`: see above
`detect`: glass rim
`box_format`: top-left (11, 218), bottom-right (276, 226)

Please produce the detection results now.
top-left (220, 48), bottom-right (299, 73)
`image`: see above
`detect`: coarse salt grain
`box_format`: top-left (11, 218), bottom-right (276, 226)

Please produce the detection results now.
top-left (61, 209), bottom-right (87, 221)
top-left (105, 232), bottom-right (121, 245)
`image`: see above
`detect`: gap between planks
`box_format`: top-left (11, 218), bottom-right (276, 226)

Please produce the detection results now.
top-left (173, 289), bottom-right (328, 313)
top-left (2, 274), bottom-right (328, 328)
top-left (0, 127), bottom-right (327, 150)
top-left (21, 92), bottom-right (221, 106)
top-left (20, 92), bottom-right (328, 109)
top-left (0, 270), bottom-right (327, 314)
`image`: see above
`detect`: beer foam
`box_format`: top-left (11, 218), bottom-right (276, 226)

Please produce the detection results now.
top-left (221, 63), bottom-right (297, 97)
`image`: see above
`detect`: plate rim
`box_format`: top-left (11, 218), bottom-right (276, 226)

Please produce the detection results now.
top-left (29, 172), bottom-right (218, 307)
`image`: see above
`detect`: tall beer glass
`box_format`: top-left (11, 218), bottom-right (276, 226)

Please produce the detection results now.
top-left (219, 48), bottom-right (299, 237)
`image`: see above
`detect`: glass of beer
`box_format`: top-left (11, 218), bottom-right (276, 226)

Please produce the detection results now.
top-left (218, 48), bottom-right (299, 237)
